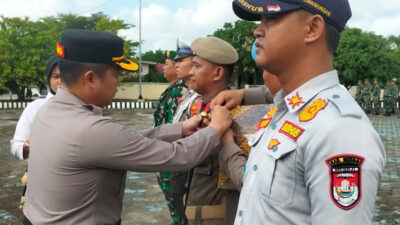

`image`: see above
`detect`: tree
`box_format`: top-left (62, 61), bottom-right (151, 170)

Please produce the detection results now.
top-left (213, 20), bottom-right (260, 88)
top-left (0, 13), bottom-right (138, 100)
top-left (0, 16), bottom-right (55, 100)
top-left (142, 49), bottom-right (167, 63)
top-left (334, 27), bottom-right (397, 88)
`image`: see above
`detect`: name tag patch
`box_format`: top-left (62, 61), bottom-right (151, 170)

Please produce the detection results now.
top-left (279, 121), bottom-right (304, 141)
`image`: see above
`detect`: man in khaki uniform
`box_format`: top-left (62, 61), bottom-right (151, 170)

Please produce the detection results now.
top-left (185, 36), bottom-right (239, 225)
top-left (23, 29), bottom-right (232, 225)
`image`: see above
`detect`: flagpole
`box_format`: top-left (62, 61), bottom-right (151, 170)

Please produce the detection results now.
top-left (138, 0), bottom-right (143, 100)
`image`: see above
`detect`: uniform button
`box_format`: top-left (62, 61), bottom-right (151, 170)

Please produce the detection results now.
top-left (238, 210), bottom-right (243, 217)
top-left (271, 123), bottom-right (277, 130)
top-left (333, 94), bottom-right (340, 99)
top-left (253, 165), bottom-right (258, 171)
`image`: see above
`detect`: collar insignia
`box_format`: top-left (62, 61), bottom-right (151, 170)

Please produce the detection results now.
top-left (287, 92), bottom-right (304, 109)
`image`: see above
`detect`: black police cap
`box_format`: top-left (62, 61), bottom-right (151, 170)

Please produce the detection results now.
top-left (57, 29), bottom-right (138, 71)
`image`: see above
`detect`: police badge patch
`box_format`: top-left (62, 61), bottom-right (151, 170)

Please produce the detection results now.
top-left (325, 154), bottom-right (364, 210)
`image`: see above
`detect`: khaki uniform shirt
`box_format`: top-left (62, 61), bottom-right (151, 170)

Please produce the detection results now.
top-left (24, 88), bottom-right (220, 225)
top-left (224, 71), bottom-right (386, 225)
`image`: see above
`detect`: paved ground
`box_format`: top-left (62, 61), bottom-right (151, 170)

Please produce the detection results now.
top-left (0, 109), bottom-right (399, 225)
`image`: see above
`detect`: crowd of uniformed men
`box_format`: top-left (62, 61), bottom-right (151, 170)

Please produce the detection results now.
top-left (10, 0), bottom-right (387, 225)
top-left (355, 78), bottom-right (400, 116)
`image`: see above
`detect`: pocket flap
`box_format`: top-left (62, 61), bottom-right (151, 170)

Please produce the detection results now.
top-left (248, 129), bottom-right (265, 147)
top-left (265, 137), bottom-right (297, 159)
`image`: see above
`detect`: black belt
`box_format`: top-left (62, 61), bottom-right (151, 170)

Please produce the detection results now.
top-left (23, 216), bottom-right (121, 225)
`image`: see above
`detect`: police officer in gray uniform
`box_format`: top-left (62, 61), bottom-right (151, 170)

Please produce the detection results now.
top-left (23, 29), bottom-right (232, 225)
top-left (212, 0), bottom-right (386, 224)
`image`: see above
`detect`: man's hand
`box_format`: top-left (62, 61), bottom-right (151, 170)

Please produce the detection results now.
top-left (23, 139), bottom-right (30, 159)
top-left (182, 115), bottom-right (202, 137)
top-left (221, 128), bottom-right (234, 144)
top-left (209, 105), bottom-right (232, 136)
top-left (211, 89), bottom-right (245, 110)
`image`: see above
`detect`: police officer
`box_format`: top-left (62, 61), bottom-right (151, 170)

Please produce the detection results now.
top-left (185, 36), bottom-right (239, 225)
top-left (212, 0), bottom-right (386, 224)
top-left (23, 29), bottom-right (232, 225)
top-left (371, 78), bottom-right (381, 115)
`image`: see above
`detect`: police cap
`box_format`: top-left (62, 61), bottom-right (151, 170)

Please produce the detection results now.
top-left (56, 29), bottom-right (138, 71)
top-left (232, 0), bottom-right (351, 32)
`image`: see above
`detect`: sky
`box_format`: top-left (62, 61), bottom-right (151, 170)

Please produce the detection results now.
top-left (1, 0), bottom-right (400, 53)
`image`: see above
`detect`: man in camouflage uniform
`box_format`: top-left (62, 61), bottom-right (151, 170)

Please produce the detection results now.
top-left (355, 80), bottom-right (363, 107)
top-left (157, 41), bottom-right (196, 225)
top-left (371, 79), bottom-right (381, 115)
top-left (361, 79), bottom-right (372, 114)
top-left (383, 81), bottom-right (394, 116)
top-left (391, 80), bottom-right (399, 114)
top-left (153, 50), bottom-right (186, 127)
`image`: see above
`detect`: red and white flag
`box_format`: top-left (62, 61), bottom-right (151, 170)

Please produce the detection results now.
top-left (267, 5), bottom-right (281, 12)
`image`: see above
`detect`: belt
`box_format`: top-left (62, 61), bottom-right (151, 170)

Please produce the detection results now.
top-left (185, 204), bottom-right (225, 221)
top-left (23, 217), bottom-right (121, 225)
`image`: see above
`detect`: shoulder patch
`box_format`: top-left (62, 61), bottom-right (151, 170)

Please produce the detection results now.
top-left (299, 99), bottom-right (327, 122)
top-left (327, 94), bottom-right (362, 119)
top-left (325, 154), bottom-right (364, 210)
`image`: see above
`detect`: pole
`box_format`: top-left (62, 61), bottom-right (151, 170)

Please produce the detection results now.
top-left (138, 0), bottom-right (143, 100)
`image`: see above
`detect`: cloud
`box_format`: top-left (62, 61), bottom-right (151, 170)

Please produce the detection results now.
top-left (348, 0), bottom-right (400, 36)
top-left (0, 0), bottom-right (68, 19)
top-left (118, 0), bottom-right (238, 52)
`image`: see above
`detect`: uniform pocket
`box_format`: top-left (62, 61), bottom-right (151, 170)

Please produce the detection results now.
top-left (260, 138), bottom-right (297, 208)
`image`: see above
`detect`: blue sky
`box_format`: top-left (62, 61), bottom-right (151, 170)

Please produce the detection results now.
top-left (1, 0), bottom-right (400, 53)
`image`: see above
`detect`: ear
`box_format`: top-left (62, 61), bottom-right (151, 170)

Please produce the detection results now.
top-left (304, 14), bottom-right (325, 44)
top-left (81, 70), bottom-right (98, 89)
top-left (212, 66), bottom-right (224, 82)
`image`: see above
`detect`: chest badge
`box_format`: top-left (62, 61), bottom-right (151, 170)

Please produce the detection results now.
top-left (268, 139), bottom-right (280, 152)
top-left (325, 154), bottom-right (364, 210)
top-left (299, 99), bottom-right (327, 122)
top-left (287, 92), bottom-right (304, 109)
top-left (279, 120), bottom-right (305, 141)
top-left (257, 106), bottom-right (277, 130)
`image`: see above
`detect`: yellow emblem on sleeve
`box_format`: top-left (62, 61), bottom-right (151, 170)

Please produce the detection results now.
top-left (299, 99), bottom-right (327, 122)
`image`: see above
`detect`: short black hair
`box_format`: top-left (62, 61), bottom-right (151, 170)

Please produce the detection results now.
top-left (325, 23), bottom-right (340, 53)
top-left (296, 10), bottom-right (340, 54)
top-left (59, 59), bottom-right (112, 86)
top-left (219, 63), bottom-right (234, 84)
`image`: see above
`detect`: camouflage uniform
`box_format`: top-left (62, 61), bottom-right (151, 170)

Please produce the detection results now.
top-left (392, 84), bottom-right (399, 114)
top-left (371, 84), bottom-right (381, 115)
top-left (383, 84), bottom-right (394, 116)
top-left (361, 83), bottom-right (372, 114)
top-left (355, 83), bottom-right (363, 107)
top-left (153, 79), bottom-right (188, 225)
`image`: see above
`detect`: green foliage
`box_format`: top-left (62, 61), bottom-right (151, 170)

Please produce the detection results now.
top-left (334, 27), bottom-right (400, 88)
top-left (213, 21), bottom-right (261, 88)
top-left (0, 13), bottom-right (138, 100)
top-left (142, 49), bottom-right (167, 63)
top-left (121, 71), bottom-right (166, 83)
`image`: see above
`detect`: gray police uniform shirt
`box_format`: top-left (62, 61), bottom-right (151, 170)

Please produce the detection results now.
top-left (24, 88), bottom-right (220, 225)
top-left (232, 71), bottom-right (386, 225)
